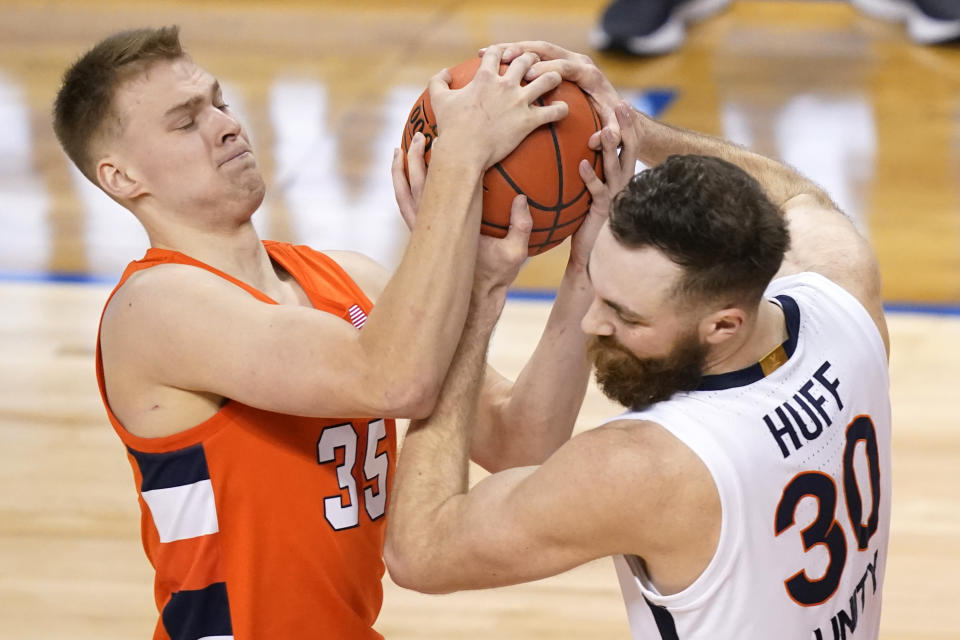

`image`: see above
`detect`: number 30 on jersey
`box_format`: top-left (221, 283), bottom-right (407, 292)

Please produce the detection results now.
top-left (774, 414), bottom-right (881, 606)
top-left (317, 420), bottom-right (389, 531)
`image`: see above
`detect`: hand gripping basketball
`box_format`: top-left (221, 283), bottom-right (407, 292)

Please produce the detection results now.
top-left (400, 53), bottom-right (605, 256)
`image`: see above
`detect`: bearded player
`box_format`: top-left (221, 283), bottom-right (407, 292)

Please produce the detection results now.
top-left (386, 43), bottom-right (891, 640)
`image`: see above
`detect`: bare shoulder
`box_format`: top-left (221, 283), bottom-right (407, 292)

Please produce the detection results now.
top-left (590, 419), bottom-right (713, 486)
top-left (776, 195), bottom-right (888, 352)
top-left (103, 262), bottom-right (244, 332)
top-left (322, 250), bottom-right (391, 302)
top-left (556, 419), bottom-right (719, 557)
top-left (552, 419), bottom-right (717, 514)
top-left (100, 263), bottom-right (249, 378)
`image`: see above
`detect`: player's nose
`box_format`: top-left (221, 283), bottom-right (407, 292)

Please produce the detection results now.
top-left (581, 298), bottom-right (614, 337)
top-left (213, 107), bottom-right (242, 144)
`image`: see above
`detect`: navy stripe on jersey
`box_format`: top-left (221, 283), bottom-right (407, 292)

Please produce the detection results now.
top-left (696, 294), bottom-right (801, 392)
top-left (643, 595), bottom-right (680, 640)
top-left (162, 582), bottom-right (233, 640)
top-left (776, 294), bottom-right (800, 356)
top-left (128, 444), bottom-right (210, 492)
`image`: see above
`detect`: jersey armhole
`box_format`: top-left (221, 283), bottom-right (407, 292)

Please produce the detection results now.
top-left (605, 412), bottom-right (745, 610)
top-left (767, 271), bottom-right (887, 365)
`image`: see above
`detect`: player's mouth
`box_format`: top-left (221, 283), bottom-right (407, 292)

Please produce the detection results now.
top-left (219, 149), bottom-right (253, 167)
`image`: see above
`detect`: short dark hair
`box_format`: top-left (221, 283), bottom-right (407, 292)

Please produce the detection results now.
top-left (53, 26), bottom-right (185, 183)
top-left (609, 154), bottom-right (790, 307)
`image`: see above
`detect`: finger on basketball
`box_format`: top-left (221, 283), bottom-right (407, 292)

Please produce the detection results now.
top-left (479, 45), bottom-right (503, 73)
top-left (600, 127), bottom-right (621, 179)
top-left (521, 70), bottom-right (562, 103)
top-left (391, 148), bottom-right (417, 229)
top-left (505, 195), bottom-right (533, 254)
top-left (588, 130), bottom-right (602, 151)
top-left (533, 100), bottom-right (569, 127)
top-left (523, 59), bottom-right (570, 82)
top-left (504, 52), bottom-right (539, 84)
top-left (509, 40), bottom-right (573, 62)
top-left (594, 100), bottom-right (619, 139)
top-left (578, 158), bottom-right (603, 196)
top-left (427, 68), bottom-right (452, 100)
top-left (407, 132), bottom-right (427, 204)
top-left (616, 103), bottom-right (640, 171)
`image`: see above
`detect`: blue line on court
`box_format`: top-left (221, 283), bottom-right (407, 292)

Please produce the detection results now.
top-left (3, 271), bottom-right (960, 318)
top-left (506, 289), bottom-right (558, 302)
top-left (0, 270), bottom-right (116, 285)
top-left (882, 302), bottom-right (960, 317)
top-left (506, 289), bottom-right (960, 318)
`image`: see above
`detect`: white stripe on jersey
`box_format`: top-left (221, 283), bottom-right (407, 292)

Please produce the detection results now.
top-left (141, 479), bottom-right (220, 543)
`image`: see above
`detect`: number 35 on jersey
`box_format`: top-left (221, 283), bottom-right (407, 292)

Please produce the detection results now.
top-left (317, 419), bottom-right (390, 531)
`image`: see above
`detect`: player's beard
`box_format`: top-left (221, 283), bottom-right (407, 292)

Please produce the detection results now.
top-left (587, 331), bottom-right (708, 410)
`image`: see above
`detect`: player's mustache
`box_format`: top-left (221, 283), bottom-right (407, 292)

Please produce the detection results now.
top-left (586, 334), bottom-right (636, 363)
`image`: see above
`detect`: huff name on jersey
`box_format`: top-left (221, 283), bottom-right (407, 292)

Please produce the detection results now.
top-left (763, 361), bottom-right (843, 459)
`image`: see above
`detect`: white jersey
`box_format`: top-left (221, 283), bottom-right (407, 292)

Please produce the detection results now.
top-left (610, 272), bottom-right (891, 640)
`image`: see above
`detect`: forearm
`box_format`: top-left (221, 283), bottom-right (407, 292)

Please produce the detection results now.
top-left (474, 264), bottom-right (592, 470)
top-left (386, 298), bottom-right (499, 577)
top-left (361, 143), bottom-right (484, 408)
top-left (634, 112), bottom-right (835, 208)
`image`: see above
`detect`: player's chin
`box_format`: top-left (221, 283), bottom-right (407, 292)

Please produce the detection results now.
top-left (235, 174), bottom-right (267, 210)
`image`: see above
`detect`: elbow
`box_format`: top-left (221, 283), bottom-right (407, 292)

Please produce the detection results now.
top-left (394, 380), bottom-right (440, 419)
top-left (383, 542), bottom-right (422, 592)
top-left (383, 539), bottom-right (453, 595)
top-left (397, 360), bottom-right (448, 418)
top-left (405, 380), bottom-right (440, 419)
top-left (373, 377), bottom-right (440, 419)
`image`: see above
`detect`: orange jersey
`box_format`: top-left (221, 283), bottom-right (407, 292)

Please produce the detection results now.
top-left (95, 241), bottom-right (396, 640)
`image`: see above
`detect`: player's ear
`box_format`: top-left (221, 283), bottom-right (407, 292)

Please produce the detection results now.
top-left (97, 157), bottom-right (146, 201)
top-left (700, 306), bottom-right (745, 346)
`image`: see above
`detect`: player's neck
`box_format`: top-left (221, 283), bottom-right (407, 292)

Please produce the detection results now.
top-left (702, 299), bottom-right (788, 376)
top-left (147, 219), bottom-right (279, 293)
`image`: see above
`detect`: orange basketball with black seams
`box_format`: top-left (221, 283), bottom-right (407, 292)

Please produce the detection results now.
top-left (401, 57), bottom-right (604, 256)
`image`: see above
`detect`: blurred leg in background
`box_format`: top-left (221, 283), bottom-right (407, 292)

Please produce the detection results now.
top-left (590, 0), bottom-right (733, 56)
top-left (591, 0), bottom-right (960, 56)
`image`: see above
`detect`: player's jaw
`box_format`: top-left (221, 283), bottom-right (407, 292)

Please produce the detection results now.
top-left (587, 330), bottom-right (707, 410)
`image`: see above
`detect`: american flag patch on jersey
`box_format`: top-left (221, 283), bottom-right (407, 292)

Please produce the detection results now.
top-left (348, 304), bottom-right (367, 329)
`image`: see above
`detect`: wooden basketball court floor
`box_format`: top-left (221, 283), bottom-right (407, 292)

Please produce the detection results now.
top-left (0, 0), bottom-right (958, 637)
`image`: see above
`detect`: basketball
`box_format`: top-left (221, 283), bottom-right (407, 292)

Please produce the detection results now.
top-left (401, 57), bottom-right (603, 256)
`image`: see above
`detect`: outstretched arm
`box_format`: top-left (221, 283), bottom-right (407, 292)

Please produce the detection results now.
top-left (496, 41), bottom-right (888, 354)
top-left (621, 112), bottom-right (889, 355)
top-left (386, 416), bottom-right (718, 594)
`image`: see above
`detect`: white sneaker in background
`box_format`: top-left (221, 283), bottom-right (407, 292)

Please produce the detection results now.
top-left (851, 0), bottom-right (960, 44)
top-left (590, 0), bottom-right (733, 56)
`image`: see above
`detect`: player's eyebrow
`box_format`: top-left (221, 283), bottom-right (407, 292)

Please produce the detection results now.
top-left (163, 79), bottom-right (221, 118)
top-left (585, 259), bottom-right (647, 323)
top-left (605, 299), bottom-right (646, 323)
